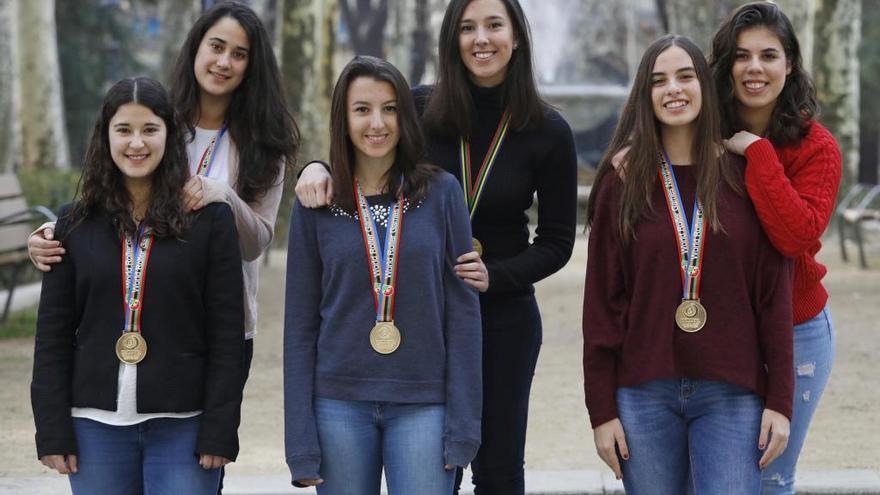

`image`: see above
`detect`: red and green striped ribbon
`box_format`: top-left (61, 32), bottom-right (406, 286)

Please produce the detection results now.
top-left (121, 224), bottom-right (154, 334)
top-left (354, 179), bottom-right (405, 323)
top-left (460, 111), bottom-right (512, 219)
top-left (194, 125), bottom-right (227, 177)
top-left (658, 150), bottom-right (706, 301)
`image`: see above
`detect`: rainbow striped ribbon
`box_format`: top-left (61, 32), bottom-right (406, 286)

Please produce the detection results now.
top-left (354, 180), bottom-right (405, 323)
top-left (459, 112), bottom-right (512, 219)
top-left (658, 150), bottom-right (706, 301)
top-left (121, 223), bottom-right (154, 335)
top-left (195, 125), bottom-right (227, 177)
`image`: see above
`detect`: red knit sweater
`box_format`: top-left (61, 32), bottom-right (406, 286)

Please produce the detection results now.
top-left (582, 161), bottom-right (794, 429)
top-left (743, 122), bottom-right (842, 324)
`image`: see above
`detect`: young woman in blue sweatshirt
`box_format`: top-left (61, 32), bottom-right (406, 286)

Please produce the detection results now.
top-left (283, 56), bottom-right (482, 494)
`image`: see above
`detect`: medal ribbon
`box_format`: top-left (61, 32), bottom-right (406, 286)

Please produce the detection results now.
top-left (658, 150), bottom-right (706, 301)
top-left (194, 125), bottom-right (227, 177)
top-left (459, 111), bottom-right (512, 219)
top-left (121, 223), bottom-right (154, 334)
top-left (354, 180), bottom-right (405, 323)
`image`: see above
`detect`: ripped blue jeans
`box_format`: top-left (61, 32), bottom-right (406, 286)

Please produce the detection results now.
top-left (761, 305), bottom-right (835, 494)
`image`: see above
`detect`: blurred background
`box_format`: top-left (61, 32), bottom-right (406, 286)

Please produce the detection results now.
top-left (0, 0), bottom-right (877, 215)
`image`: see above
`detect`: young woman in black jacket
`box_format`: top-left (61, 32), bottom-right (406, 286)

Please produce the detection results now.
top-left (31, 77), bottom-right (245, 495)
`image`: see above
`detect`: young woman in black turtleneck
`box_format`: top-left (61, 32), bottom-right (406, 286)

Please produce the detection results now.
top-left (295, 1), bottom-right (577, 493)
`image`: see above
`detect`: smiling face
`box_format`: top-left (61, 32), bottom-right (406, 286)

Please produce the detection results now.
top-left (732, 27), bottom-right (791, 114)
top-left (458, 0), bottom-right (517, 88)
top-left (347, 77), bottom-right (400, 170)
top-left (193, 16), bottom-right (250, 101)
top-left (109, 103), bottom-right (167, 188)
top-left (651, 45), bottom-right (702, 131)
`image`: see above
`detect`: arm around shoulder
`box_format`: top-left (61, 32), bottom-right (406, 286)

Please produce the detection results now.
top-left (202, 166), bottom-right (285, 262)
top-left (743, 126), bottom-right (842, 256)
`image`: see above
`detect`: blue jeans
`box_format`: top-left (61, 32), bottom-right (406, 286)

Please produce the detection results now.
top-left (617, 379), bottom-right (764, 494)
top-left (762, 306), bottom-right (835, 494)
top-left (69, 416), bottom-right (220, 495)
top-left (314, 398), bottom-right (453, 495)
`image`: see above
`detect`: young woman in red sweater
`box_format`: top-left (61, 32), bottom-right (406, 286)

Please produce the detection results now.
top-left (583, 34), bottom-right (793, 494)
top-left (710, 3), bottom-right (842, 493)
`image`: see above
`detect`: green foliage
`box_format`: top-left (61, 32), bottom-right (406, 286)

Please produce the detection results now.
top-left (56, 0), bottom-right (149, 168)
top-left (16, 168), bottom-right (80, 211)
top-left (0, 308), bottom-right (37, 340)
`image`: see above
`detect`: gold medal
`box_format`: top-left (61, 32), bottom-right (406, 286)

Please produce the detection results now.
top-left (472, 237), bottom-right (483, 257)
top-left (115, 332), bottom-right (147, 364)
top-left (370, 321), bottom-right (401, 354)
top-left (675, 299), bottom-right (707, 333)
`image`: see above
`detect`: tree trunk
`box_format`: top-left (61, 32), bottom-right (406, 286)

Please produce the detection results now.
top-left (813, 0), bottom-right (861, 189)
top-left (280, 0), bottom-right (335, 164)
top-left (340, 0), bottom-right (387, 57)
top-left (410, 0), bottom-right (429, 85)
top-left (859, 0), bottom-right (880, 184)
top-left (775, 0), bottom-right (816, 73)
top-left (660, 0), bottom-right (748, 53)
top-left (16, 0), bottom-right (70, 170)
top-left (0, 0), bottom-right (16, 174)
top-left (250, 0), bottom-right (280, 46)
top-left (158, 0), bottom-right (201, 82)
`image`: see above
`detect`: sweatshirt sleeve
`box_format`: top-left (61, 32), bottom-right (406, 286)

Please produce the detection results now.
top-left (31, 213), bottom-right (79, 458)
top-left (743, 126), bottom-right (842, 257)
top-left (199, 163), bottom-right (285, 262)
top-left (754, 232), bottom-right (795, 419)
top-left (582, 176), bottom-right (627, 429)
top-left (484, 113), bottom-right (577, 293)
top-left (197, 204), bottom-right (246, 461)
top-left (283, 200), bottom-right (323, 484)
top-left (441, 176), bottom-right (483, 467)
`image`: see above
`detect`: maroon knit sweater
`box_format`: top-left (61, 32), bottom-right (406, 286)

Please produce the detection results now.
top-left (582, 160), bottom-right (794, 429)
top-left (743, 122), bottom-right (842, 324)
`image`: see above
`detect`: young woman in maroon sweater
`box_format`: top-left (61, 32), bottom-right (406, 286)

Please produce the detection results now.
top-left (710, 3), bottom-right (842, 493)
top-left (583, 35), bottom-right (793, 494)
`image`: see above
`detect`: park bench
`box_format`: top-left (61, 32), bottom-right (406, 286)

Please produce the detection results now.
top-left (836, 182), bottom-right (880, 269)
top-left (0, 174), bottom-right (56, 322)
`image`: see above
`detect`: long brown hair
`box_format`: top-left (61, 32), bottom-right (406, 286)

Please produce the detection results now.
top-left (67, 77), bottom-right (190, 238)
top-left (710, 1), bottom-right (817, 146)
top-left (170, 1), bottom-right (299, 203)
top-left (329, 56), bottom-right (437, 213)
top-left (422, 0), bottom-right (545, 139)
top-left (586, 35), bottom-right (741, 243)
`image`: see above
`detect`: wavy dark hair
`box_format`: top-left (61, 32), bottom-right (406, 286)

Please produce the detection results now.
top-left (170, 1), bottom-right (299, 203)
top-left (587, 35), bottom-right (741, 243)
top-left (423, 0), bottom-right (545, 138)
top-left (68, 77), bottom-right (190, 238)
top-left (330, 56), bottom-right (437, 214)
top-left (710, 1), bottom-right (817, 145)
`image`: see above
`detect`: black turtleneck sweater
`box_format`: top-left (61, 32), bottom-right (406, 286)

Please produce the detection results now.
top-left (412, 83), bottom-right (578, 298)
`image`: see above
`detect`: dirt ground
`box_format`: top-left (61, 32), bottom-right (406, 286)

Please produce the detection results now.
top-left (1, 233), bottom-right (878, 478)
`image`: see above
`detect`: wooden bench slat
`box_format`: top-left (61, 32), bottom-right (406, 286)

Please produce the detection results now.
top-left (0, 251), bottom-right (30, 266)
top-left (0, 197), bottom-right (29, 217)
top-left (0, 223), bottom-right (32, 253)
top-left (0, 174), bottom-right (20, 198)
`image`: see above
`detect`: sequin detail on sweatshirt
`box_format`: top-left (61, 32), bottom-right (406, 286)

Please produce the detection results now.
top-left (329, 199), bottom-right (418, 228)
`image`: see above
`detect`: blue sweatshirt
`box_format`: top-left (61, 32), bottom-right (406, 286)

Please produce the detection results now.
top-left (283, 171), bottom-right (482, 482)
